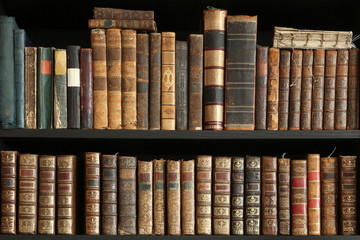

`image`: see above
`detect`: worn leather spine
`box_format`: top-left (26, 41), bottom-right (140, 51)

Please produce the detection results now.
top-left (14, 29), bottom-right (25, 128)
top-left (93, 7), bottom-right (154, 20)
top-left (278, 157), bottom-right (290, 235)
top-left (279, 50), bottom-right (291, 130)
top-left (80, 48), bottom-right (94, 129)
top-left (149, 33), bottom-right (161, 130)
top-left (175, 40), bottom-right (188, 130)
top-left (307, 154), bottom-right (321, 235)
top-left (312, 49), bottom-right (325, 130)
top-left (67, 45), bottom-right (81, 129)
top-left (138, 160), bottom-right (153, 235)
top-left (347, 48), bottom-right (359, 129)
top-left (324, 50), bottom-right (337, 130)
top-left (181, 159), bottom-right (195, 235)
top-left (255, 46), bottom-right (268, 130)
top-left (301, 50), bottom-right (313, 130)
top-left (88, 19), bottom-right (157, 32)
top-left (267, 48), bottom-right (280, 130)
top-left (335, 49), bottom-right (349, 130)
top-left (24, 47), bottom-right (37, 129)
top-left (289, 49), bottom-right (302, 130)
top-left (54, 49), bottom-right (67, 129)
top-left (167, 160), bottom-right (181, 235)
top-left (231, 157), bottom-right (244, 235)
top-left (153, 159), bottom-right (166, 235)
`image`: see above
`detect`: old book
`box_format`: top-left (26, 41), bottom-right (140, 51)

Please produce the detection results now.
top-left (255, 46), bottom-right (268, 130)
top-left (278, 157), bottom-right (290, 235)
top-left (24, 47), bottom-right (37, 129)
top-left (335, 49), bottom-right (349, 130)
top-left (312, 49), bottom-right (325, 130)
top-left (245, 156), bottom-right (261, 235)
top-left (136, 33), bottom-right (149, 130)
top-left (57, 155), bottom-right (77, 235)
top-left (101, 155), bottom-right (117, 235)
top-left (175, 40), bottom-right (188, 130)
top-left (93, 7), bottom-right (154, 19)
top-left (149, 33), bottom-right (161, 130)
top-left (321, 156), bottom-right (338, 235)
top-left (307, 154), bottom-right (320, 235)
top-left (153, 159), bottom-right (166, 235)
top-left (1, 151), bottom-right (17, 234)
top-left (167, 160), bottom-right (181, 235)
top-left (161, 32), bottom-right (176, 130)
top-left (181, 159), bottom-right (195, 235)
top-left (324, 50), bottom-right (337, 130)
top-left (196, 155), bottom-right (212, 235)
top-left (67, 45), bottom-right (81, 129)
top-left (203, 9), bottom-right (227, 130)
top-left (118, 156), bottom-right (137, 235)
top-left (231, 157), bottom-right (244, 235)
top-left (273, 27), bottom-right (352, 49)
top-left (213, 156), bottom-right (231, 235)
top-left (84, 152), bottom-right (100, 235)
top-left (340, 155), bottom-right (357, 235)
top-left (138, 160), bottom-right (153, 235)
top-left (88, 19), bottom-right (157, 32)
top-left (289, 49), bottom-right (303, 130)
top-left (188, 34), bottom-right (203, 130)
top-left (278, 50), bottom-right (291, 130)
top-left (14, 29), bottom-right (25, 128)
top-left (106, 29), bottom-right (122, 130)
top-left (54, 49), bottom-right (67, 129)
top-left (300, 50), bottom-right (313, 130)
top-left (38, 155), bottom-right (56, 235)
top-left (18, 153), bottom-right (38, 234)
top-left (122, 30), bottom-right (137, 129)
top-left (291, 159), bottom-right (307, 235)
top-left (347, 48), bottom-right (359, 129)
top-left (80, 48), bottom-right (94, 129)
top-left (267, 48), bottom-right (280, 130)
top-left (225, 15), bottom-right (257, 130)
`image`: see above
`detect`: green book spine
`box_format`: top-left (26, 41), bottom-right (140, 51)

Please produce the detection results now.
top-left (14, 29), bottom-right (25, 128)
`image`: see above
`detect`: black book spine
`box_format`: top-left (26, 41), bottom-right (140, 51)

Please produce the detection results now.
top-left (175, 41), bottom-right (188, 130)
top-left (67, 45), bottom-right (81, 129)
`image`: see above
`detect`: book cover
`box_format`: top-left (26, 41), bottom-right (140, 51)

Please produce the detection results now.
top-left (137, 33), bottom-right (149, 130)
top-left (335, 49), bottom-right (349, 130)
top-left (324, 50), bottom-right (337, 130)
top-left (14, 28), bottom-right (25, 128)
top-left (67, 45), bottom-right (81, 129)
top-left (301, 50), bottom-right (314, 130)
top-left (175, 40), bottom-right (188, 130)
top-left (267, 48), bottom-right (280, 130)
top-left (93, 7), bottom-right (154, 20)
top-left (255, 46), bottom-right (268, 130)
top-left (24, 47), bottom-right (37, 129)
top-left (80, 48), bottom-right (94, 129)
top-left (231, 157), bottom-right (244, 235)
top-left (347, 48), bottom-right (359, 129)
top-left (278, 157), bottom-right (290, 235)
top-left (289, 49), bottom-right (303, 130)
top-left (312, 49), bottom-right (325, 130)
top-left (307, 154), bottom-right (320, 235)
top-left (138, 160), bottom-right (153, 234)
top-left (167, 160), bottom-right (181, 235)
top-left (88, 19), bottom-right (157, 32)
top-left (153, 159), bottom-right (166, 235)
top-left (149, 33), bottom-right (161, 130)
top-left (279, 50), bottom-right (291, 130)
top-left (54, 49), bottom-right (67, 129)
top-left (181, 159), bottom-right (195, 235)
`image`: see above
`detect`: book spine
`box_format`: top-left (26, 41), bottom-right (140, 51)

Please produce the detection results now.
top-left (54, 49), bottom-right (67, 129)
top-left (15, 29), bottom-right (25, 128)
top-left (203, 9), bottom-right (227, 130)
top-left (24, 47), bottom-right (37, 129)
top-left (324, 50), bottom-right (337, 130)
top-left (301, 50), bottom-right (313, 130)
top-left (80, 48), bottom-right (94, 129)
top-left (255, 46), bottom-right (268, 130)
top-left (267, 48), bottom-right (280, 130)
top-left (278, 158), bottom-right (290, 235)
top-left (138, 160), bottom-right (153, 235)
top-left (149, 33), bottom-right (161, 130)
top-left (167, 160), bottom-right (181, 235)
top-left (335, 49), bottom-right (349, 130)
top-left (153, 159), bottom-right (166, 235)
top-left (67, 45), bottom-right (81, 129)
top-left (347, 48), bottom-right (359, 129)
top-left (312, 49), bottom-right (325, 130)
top-left (289, 49), bottom-right (302, 130)
top-left (231, 157), bottom-right (244, 235)
top-left (88, 19), bottom-right (157, 32)
top-left (181, 159), bottom-right (195, 235)
top-left (93, 7), bottom-right (154, 20)
top-left (307, 154), bottom-right (320, 235)
top-left (279, 50), bottom-right (291, 130)
top-left (175, 40), bottom-right (188, 130)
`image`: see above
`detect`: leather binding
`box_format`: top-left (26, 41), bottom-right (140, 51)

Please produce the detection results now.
top-left (188, 34), bottom-right (203, 130)
top-left (106, 29), bottom-right (122, 130)
top-left (18, 153), bottom-right (38, 234)
top-left (225, 15), bottom-right (257, 130)
top-left (88, 19), bottom-right (157, 32)
top-left (347, 48), bottom-right (359, 129)
top-left (24, 47), bottom-right (37, 129)
top-left (84, 152), bottom-right (101, 235)
top-left (261, 156), bottom-right (277, 235)
top-left (138, 160), bottom-right (153, 235)
top-left (136, 33), bottom-right (149, 130)
top-left (335, 49), bottom-right (349, 130)
top-left (321, 156), bottom-right (338, 235)
top-left (289, 49), bottom-right (303, 130)
top-left (122, 30), bottom-right (137, 130)
top-left (291, 159), bottom-right (307, 235)
top-left (1, 151), bottom-right (17, 234)
top-left (149, 33), bottom-right (161, 130)
top-left (196, 155), bottom-right (212, 235)
top-left (80, 48), bottom-right (94, 129)
top-left (57, 155), bottom-right (77, 235)
top-left (161, 32), bottom-right (176, 130)
top-left (14, 29), bottom-right (25, 128)
top-left (38, 155), bottom-right (56, 235)
top-left (101, 155), bottom-right (118, 235)
top-left (278, 157), bottom-right (290, 235)
top-left (203, 9), bottom-right (227, 130)
top-left (167, 160), bottom-right (181, 235)
top-left (340, 155), bottom-right (357, 235)
top-left (307, 154), bottom-right (321, 235)
top-left (54, 49), bottom-right (67, 129)
top-left (175, 41), bottom-right (188, 130)
top-left (67, 45), bottom-right (81, 129)
top-left (91, 29), bottom-right (108, 129)
top-left (301, 50), bottom-right (313, 130)
top-left (324, 50), bottom-right (337, 130)
top-left (244, 156), bottom-right (261, 235)
top-left (118, 156), bottom-right (137, 235)
top-left (255, 46), bottom-right (268, 130)
top-left (93, 7), bottom-right (154, 20)
top-left (213, 156), bottom-right (231, 235)
top-left (312, 49), bottom-right (325, 130)
top-left (267, 48), bottom-right (280, 130)
top-left (153, 159), bottom-right (166, 235)
top-left (181, 159), bottom-right (195, 235)
top-left (231, 157), bottom-right (244, 235)
top-left (279, 50), bottom-right (291, 130)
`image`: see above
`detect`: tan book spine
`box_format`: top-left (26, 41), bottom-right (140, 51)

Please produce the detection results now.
top-left (181, 159), bottom-right (195, 235)
top-left (138, 160), bottom-right (153, 235)
top-left (307, 154), bottom-right (321, 235)
top-left (278, 158), bottom-right (290, 235)
top-left (167, 160), bottom-right (181, 235)
top-left (312, 49), bottom-right (325, 130)
top-left (347, 48), bottom-right (359, 129)
top-left (25, 47), bottom-right (37, 129)
top-left (53, 49), bottom-right (67, 129)
top-left (324, 50), bottom-right (337, 130)
top-left (301, 50), bottom-right (313, 130)
top-left (153, 159), bottom-right (166, 235)
top-left (279, 50), bottom-right (291, 130)
top-left (289, 49), bottom-right (303, 130)
top-left (267, 48), bottom-right (280, 130)
top-left (335, 49), bottom-right (349, 130)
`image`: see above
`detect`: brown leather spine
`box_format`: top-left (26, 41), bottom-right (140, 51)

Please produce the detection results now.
top-left (307, 154), bottom-right (320, 235)
top-left (88, 19), bottom-right (157, 32)
top-left (167, 160), bottom-right (181, 235)
top-left (149, 33), bottom-right (161, 130)
top-left (181, 159), bottom-right (195, 235)
top-left (335, 49), bottom-right (349, 130)
top-left (278, 157), bottom-right (290, 235)
top-left (153, 159), bottom-right (166, 235)
top-left (267, 48), bottom-right (280, 130)
top-left (324, 50), bottom-right (337, 130)
top-left (93, 7), bottom-right (154, 20)
top-left (138, 160), bottom-right (153, 235)
top-left (347, 48), bottom-right (359, 129)
top-left (279, 50), bottom-right (291, 130)
top-left (301, 50), bottom-right (313, 130)
top-left (24, 47), bottom-right (37, 129)
top-left (289, 49), bottom-right (303, 130)
top-left (231, 157), bottom-right (244, 235)
top-left (255, 46), bottom-right (268, 130)
top-left (312, 49), bottom-right (325, 130)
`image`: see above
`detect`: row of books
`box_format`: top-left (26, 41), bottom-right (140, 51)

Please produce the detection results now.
top-left (0, 151), bottom-right (357, 235)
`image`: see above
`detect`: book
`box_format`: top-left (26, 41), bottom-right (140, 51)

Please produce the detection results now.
top-left (278, 157), bottom-right (290, 235)
top-left (347, 48), bottom-right (359, 129)
top-left (153, 159), bottom-right (166, 235)
top-left (312, 49), bottom-right (325, 130)
top-left (231, 157), bottom-right (244, 235)
top-left (278, 50), bottom-right (291, 130)
top-left (93, 7), bottom-right (154, 20)
top-left (255, 46), bottom-right (268, 130)
top-left (24, 47), bottom-right (37, 129)
top-left (324, 50), bottom-right (337, 130)
top-left (335, 49), bottom-right (349, 130)
top-left (167, 160), bottom-right (181, 235)
top-left (80, 48), bottom-right (94, 129)
top-left (88, 19), bottom-right (157, 32)
top-left (14, 28), bottom-right (25, 128)
top-left (181, 159), bottom-right (195, 235)
top-left (225, 15), bottom-right (257, 130)
top-left (300, 50), bottom-right (313, 130)
top-left (54, 49), bottom-right (67, 129)
top-left (307, 154), bottom-right (320, 235)
top-left (138, 160), bottom-right (153, 234)
top-left (267, 48), bottom-right (280, 130)
top-left (289, 49), bottom-right (303, 130)
top-left (67, 45), bottom-right (81, 129)
top-left (175, 40), bottom-right (188, 130)
top-left (149, 33), bottom-right (161, 130)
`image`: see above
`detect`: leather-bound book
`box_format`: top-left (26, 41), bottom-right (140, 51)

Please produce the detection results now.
top-left (88, 19), bottom-right (157, 32)
top-left (245, 156), bottom-right (261, 235)
top-left (153, 159), bottom-right (166, 235)
top-left (261, 156), bottom-right (277, 235)
top-left (213, 156), bottom-right (231, 235)
top-left (149, 33), bottom-right (161, 130)
top-left (347, 48), bottom-right (359, 129)
top-left (24, 47), bottom-right (37, 129)
top-left (54, 49), bottom-right (67, 129)
top-left (301, 50), bottom-right (313, 130)
top-left (1, 151), bottom-right (17, 234)
top-left (335, 49), bottom-right (349, 130)
top-left (137, 33), bottom-right (149, 130)
top-left (203, 9), bottom-right (227, 130)
top-left (279, 50), bottom-right (291, 130)
top-left (84, 152), bottom-right (100, 235)
top-left (106, 29), bottom-right (122, 130)
top-left (161, 32), bottom-right (176, 130)
top-left (122, 30), bottom-right (137, 130)
top-left (289, 49), bottom-right (303, 130)
top-left (324, 50), bottom-right (337, 130)
top-left (321, 156), bottom-right (338, 235)
top-left (267, 48), bottom-right (280, 130)
top-left (340, 155), bottom-right (357, 235)
top-left (18, 153), bottom-right (38, 234)
top-left (80, 48), bottom-right (94, 129)
top-left (167, 160), bottom-right (181, 235)
top-left (57, 155), bottom-right (77, 235)
top-left (67, 45), bottom-right (81, 129)
top-left (231, 157), bottom-right (244, 235)
top-left (118, 156), bottom-right (137, 235)
top-left (181, 159), bottom-right (195, 235)
top-left (38, 155), bottom-right (56, 234)
top-left (225, 15), bottom-right (257, 130)
top-left (138, 160), bottom-right (153, 234)
top-left (307, 154), bottom-right (320, 235)
top-left (312, 49), bottom-right (325, 130)
top-left (175, 40), bottom-right (188, 130)
top-left (101, 155), bottom-right (117, 235)
top-left (255, 46), bottom-right (268, 130)
top-left (291, 159), bottom-right (307, 235)
top-left (278, 157), bottom-right (290, 235)
top-left (14, 29), bottom-right (25, 128)
top-left (196, 155), bottom-right (212, 235)
top-left (93, 7), bottom-right (154, 20)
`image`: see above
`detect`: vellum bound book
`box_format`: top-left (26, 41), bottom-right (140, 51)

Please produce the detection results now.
top-left (273, 27), bottom-right (352, 49)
